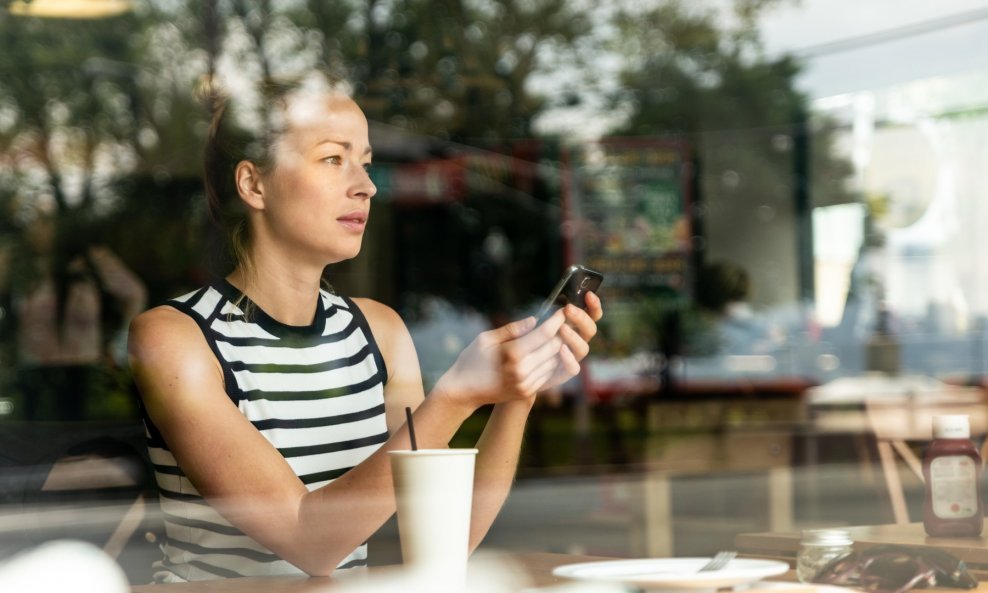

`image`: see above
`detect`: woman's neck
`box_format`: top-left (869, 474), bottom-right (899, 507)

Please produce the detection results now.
top-left (227, 263), bottom-right (324, 327)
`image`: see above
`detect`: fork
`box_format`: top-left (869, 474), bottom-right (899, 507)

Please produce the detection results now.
top-left (698, 550), bottom-right (737, 572)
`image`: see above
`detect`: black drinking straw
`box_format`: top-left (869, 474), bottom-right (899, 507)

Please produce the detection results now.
top-left (404, 406), bottom-right (418, 451)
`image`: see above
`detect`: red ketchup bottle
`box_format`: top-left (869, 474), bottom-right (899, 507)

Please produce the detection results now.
top-left (923, 414), bottom-right (983, 537)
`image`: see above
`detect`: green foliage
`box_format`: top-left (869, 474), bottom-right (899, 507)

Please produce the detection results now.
top-left (301, 0), bottom-right (590, 140)
top-left (609, 0), bottom-right (854, 208)
top-left (612, 1), bottom-right (804, 134)
top-left (0, 11), bottom-right (138, 212)
top-left (183, 0), bottom-right (592, 142)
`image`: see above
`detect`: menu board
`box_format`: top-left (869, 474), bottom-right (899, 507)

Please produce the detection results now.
top-left (564, 138), bottom-right (692, 392)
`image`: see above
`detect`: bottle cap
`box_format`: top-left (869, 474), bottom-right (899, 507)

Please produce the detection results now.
top-left (933, 415), bottom-right (971, 439)
top-left (800, 528), bottom-right (852, 546)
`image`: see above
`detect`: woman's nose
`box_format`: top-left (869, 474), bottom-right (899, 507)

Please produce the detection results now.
top-left (351, 166), bottom-right (377, 200)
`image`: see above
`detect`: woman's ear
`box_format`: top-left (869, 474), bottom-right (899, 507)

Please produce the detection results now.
top-left (234, 161), bottom-right (266, 210)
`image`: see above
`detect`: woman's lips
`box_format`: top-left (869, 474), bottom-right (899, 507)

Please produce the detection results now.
top-left (337, 212), bottom-right (368, 232)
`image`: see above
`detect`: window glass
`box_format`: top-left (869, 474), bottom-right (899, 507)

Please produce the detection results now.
top-left (1, 0), bottom-right (986, 584)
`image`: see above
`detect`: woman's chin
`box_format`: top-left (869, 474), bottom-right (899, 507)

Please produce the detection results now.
top-left (323, 243), bottom-right (363, 265)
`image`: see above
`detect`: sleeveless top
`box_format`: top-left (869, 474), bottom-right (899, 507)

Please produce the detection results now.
top-left (142, 280), bottom-right (390, 582)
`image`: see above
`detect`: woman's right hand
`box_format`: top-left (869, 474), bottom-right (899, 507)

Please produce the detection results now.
top-left (431, 310), bottom-right (571, 410)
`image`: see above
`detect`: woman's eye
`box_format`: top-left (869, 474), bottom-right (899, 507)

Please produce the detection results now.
top-left (362, 163), bottom-right (373, 173)
top-left (323, 156), bottom-right (342, 165)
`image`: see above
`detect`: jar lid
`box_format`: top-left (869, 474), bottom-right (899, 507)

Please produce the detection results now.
top-left (800, 529), bottom-right (852, 546)
top-left (933, 415), bottom-right (970, 439)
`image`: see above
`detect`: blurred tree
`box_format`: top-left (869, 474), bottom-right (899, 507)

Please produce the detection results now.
top-left (0, 11), bottom-right (143, 403)
top-left (0, 4), bottom-right (212, 418)
top-left (0, 2), bottom-right (213, 291)
top-left (283, 0), bottom-right (591, 142)
top-left (0, 11), bottom-right (138, 216)
top-left (608, 0), bottom-right (856, 310)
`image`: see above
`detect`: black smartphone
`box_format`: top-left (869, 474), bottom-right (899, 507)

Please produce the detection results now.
top-left (537, 264), bottom-right (604, 321)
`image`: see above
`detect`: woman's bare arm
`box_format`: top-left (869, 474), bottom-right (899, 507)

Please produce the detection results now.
top-left (458, 292), bottom-right (603, 549)
top-left (129, 305), bottom-right (472, 576)
top-left (129, 297), bottom-right (581, 576)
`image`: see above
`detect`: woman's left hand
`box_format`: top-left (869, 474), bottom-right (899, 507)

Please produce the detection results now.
top-left (431, 291), bottom-right (602, 411)
top-left (540, 290), bottom-right (602, 391)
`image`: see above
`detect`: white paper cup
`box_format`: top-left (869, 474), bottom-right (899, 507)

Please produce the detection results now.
top-left (389, 448), bottom-right (478, 588)
top-left (0, 540), bottom-right (128, 593)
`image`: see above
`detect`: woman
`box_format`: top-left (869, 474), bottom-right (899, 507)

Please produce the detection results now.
top-left (127, 71), bottom-right (602, 582)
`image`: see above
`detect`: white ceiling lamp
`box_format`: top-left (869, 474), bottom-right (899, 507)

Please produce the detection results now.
top-left (6, 0), bottom-right (133, 19)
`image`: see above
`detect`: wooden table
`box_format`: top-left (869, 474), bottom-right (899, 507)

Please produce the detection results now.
top-left (737, 521), bottom-right (988, 577)
top-left (129, 551), bottom-right (607, 592)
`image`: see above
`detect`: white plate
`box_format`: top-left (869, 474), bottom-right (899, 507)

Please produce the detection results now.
top-left (552, 557), bottom-right (791, 590)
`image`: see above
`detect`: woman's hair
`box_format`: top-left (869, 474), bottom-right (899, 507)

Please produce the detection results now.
top-left (200, 70), bottom-right (353, 285)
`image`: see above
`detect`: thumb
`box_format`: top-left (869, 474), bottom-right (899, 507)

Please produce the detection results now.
top-left (489, 316), bottom-right (537, 342)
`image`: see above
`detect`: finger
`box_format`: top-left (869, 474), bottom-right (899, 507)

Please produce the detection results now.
top-left (484, 316), bottom-right (537, 346)
top-left (558, 344), bottom-right (581, 376)
top-left (506, 334), bottom-right (563, 379)
top-left (558, 323), bottom-right (590, 362)
top-left (503, 316), bottom-right (538, 338)
top-left (583, 291), bottom-right (603, 322)
top-left (543, 345), bottom-right (582, 391)
top-left (520, 356), bottom-right (561, 394)
top-left (513, 309), bottom-right (566, 353)
top-left (540, 308), bottom-right (567, 334)
top-left (563, 304), bottom-right (598, 342)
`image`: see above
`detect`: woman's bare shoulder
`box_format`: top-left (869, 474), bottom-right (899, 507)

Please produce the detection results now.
top-left (129, 304), bottom-right (200, 345)
top-left (128, 304), bottom-right (226, 425)
top-left (128, 304), bottom-right (215, 375)
top-left (349, 297), bottom-right (403, 329)
top-left (349, 299), bottom-right (423, 413)
top-left (348, 298), bottom-right (416, 372)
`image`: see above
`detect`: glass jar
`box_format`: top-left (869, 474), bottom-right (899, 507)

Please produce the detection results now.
top-left (796, 529), bottom-right (853, 583)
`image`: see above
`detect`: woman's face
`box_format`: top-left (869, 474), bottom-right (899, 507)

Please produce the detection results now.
top-left (254, 91), bottom-right (377, 266)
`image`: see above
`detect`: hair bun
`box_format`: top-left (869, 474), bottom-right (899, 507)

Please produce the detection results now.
top-left (195, 74), bottom-right (228, 114)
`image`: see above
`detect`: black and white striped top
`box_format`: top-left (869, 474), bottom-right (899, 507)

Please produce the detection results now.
top-left (143, 280), bottom-right (389, 582)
